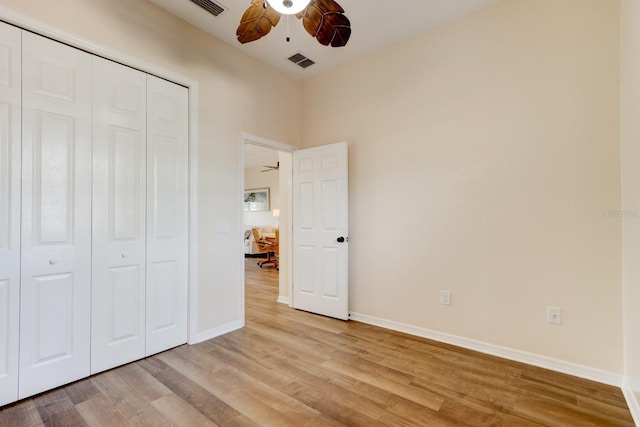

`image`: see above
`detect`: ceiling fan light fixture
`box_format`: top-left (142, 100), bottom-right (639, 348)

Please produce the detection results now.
top-left (266, 0), bottom-right (310, 15)
top-left (237, 0), bottom-right (351, 47)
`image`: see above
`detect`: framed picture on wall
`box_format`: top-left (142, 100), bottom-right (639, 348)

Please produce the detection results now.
top-left (244, 188), bottom-right (270, 212)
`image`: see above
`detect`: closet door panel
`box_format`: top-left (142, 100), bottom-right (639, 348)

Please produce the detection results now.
top-left (91, 57), bottom-right (147, 374)
top-left (19, 32), bottom-right (92, 399)
top-left (0, 22), bottom-right (21, 407)
top-left (146, 76), bottom-right (188, 355)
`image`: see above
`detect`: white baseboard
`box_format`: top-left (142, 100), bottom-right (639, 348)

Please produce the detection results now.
top-left (277, 295), bottom-right (290, 305)
top-left (195, 320), bottom-right (244, 343)
top-left (623, 378), bottom-right (640, 426)
top-left (349, 312), bottom-right (623, 387)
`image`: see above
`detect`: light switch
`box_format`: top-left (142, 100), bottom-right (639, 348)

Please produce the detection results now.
top-left (217, 219), bottom-right (230, 233)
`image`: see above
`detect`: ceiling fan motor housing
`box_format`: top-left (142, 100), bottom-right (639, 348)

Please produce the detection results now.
top-left (267, 0), bottom-right (310, 15)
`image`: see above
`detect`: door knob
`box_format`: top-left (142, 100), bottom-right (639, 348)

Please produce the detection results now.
top-left (49, 258), bottom-right (58, 265)
top-left (337, 236), bottom-right (346, 243)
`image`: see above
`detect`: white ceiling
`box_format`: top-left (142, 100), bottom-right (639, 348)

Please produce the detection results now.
top-left (147, 0), bottom-right (501, 80)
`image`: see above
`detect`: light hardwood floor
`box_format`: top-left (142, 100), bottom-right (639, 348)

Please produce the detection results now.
top-left (0, 258), bottom-right (634, 426)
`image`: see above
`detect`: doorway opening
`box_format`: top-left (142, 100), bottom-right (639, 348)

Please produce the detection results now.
top-left (240, 137), bottom-right (350, 321)
top-left (241, 135), bottom-right (294, 306)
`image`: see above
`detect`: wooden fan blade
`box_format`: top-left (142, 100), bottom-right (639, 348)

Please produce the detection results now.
top-left (297, 0), bottom-right (351, 47)
top-left (237, 0), bottom-right (281, 44)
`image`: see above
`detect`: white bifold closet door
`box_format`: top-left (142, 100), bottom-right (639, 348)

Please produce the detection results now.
top-left (0, 22), bottom-right (21, 407)
top-left (91, 58), bottom-right (147, 374)
top-left (91, 63), bottom-right (188, 370)
top-left (0, 24), bottom-right (188, 404)
top-left (19, 32), bottom-right (93, 399)
top-left (146, 76), bottom-right (189, 356)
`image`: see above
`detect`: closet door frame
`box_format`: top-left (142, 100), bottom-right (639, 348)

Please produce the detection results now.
top-left (0, 9), bottom-right (200, 345)
top-left (0, 21), bottom-right (21, 408)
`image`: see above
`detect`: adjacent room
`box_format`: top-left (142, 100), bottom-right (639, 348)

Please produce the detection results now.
top-left (243, 144), bottom-right (281, 272)
top-left (1, 0), bottom-right (639, 425)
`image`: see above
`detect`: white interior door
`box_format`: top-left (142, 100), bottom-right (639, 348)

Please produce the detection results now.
top-left (292, 142), bottom-right (349, 320)
top-left (91, 58), bottom-right (147, 374)
top-left (0, 21), bottom-right (21, 407)
top-left (146, 75), bottom-right (188, 355)
top-left (19, 32), bottom-right (92, 399)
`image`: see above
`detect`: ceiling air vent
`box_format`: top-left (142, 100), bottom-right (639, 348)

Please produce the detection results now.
top-left (190, 0), bottom-right (226, 17)
top-left (288, 53), bottom-right (315, 69)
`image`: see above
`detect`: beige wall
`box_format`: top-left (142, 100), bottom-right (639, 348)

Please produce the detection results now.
top-left (0, 0), bottom-right (302, 334)
top-left (302, 0), bottom-right (622, 372)
top-left (621, 0), bottom-right (640, 401)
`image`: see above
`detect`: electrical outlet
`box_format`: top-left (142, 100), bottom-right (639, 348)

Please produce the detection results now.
top-left (441, 290), bottom-right (451, 305)
top-left (547, 306), bottom-right (562, 325)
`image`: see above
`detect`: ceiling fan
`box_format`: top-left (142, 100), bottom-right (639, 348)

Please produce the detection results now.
top-left (236, 0), bottom-right (351, 47)
top-left (261, 162), bottom-right (280, 172)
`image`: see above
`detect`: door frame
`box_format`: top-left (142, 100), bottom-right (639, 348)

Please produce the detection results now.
top-left (240, 133), bottom-right (296, 311)
top-left (0, 7), bottom-right (201, 345)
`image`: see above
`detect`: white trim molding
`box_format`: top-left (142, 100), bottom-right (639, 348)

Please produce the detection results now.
top-left (196, 320), bottom-right (244, 344)
top-left (349, 312), bottom-right (625, 387)
top-left (277, 296), bottom-right (290, 305)
top-left (187, 85), bottom-right (200, 345)
top-left (241, 133), bottom-right (297, 153)
top-left (0, 5), bottom-right (201, 345)
top-left (623, 378), bottom-right (640, 426)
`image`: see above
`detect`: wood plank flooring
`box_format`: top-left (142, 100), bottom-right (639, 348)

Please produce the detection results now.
top-left (0, 259), bottom-right (634, 426)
